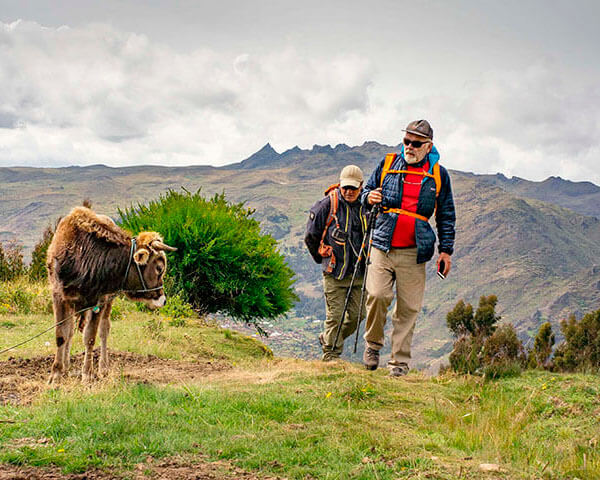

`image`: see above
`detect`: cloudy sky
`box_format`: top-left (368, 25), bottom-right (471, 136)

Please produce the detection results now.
top-left (1, 0), bottom-right (599, 184)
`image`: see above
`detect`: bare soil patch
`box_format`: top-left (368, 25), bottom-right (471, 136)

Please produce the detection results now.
top-left (0, 456), bottom-right (284, 480)
top-left (0, 351), bottom-right (230, 406)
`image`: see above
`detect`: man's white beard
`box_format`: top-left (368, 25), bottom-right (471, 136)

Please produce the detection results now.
top-left (405, 153), bottom-right (420, 164)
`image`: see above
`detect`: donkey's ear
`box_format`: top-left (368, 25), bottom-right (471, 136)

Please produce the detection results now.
top-left (133, 248), bottom-right (150, 265)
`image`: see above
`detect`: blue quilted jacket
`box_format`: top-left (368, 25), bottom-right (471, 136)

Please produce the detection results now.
top-left (361, 145), bottom-right (456, 264)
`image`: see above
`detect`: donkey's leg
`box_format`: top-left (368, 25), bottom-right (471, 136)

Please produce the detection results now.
top-left (98, 299), bottom-right (112, 377)
top-left (49, 294), bottom-right (74, 384)
top-left (62, 310), bottom-right (76, 374)
top-left (82, 309), bottom-right (101, 382)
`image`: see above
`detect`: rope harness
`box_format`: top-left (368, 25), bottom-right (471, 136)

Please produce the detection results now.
top-left (0, 237), bottom-right (163, 356)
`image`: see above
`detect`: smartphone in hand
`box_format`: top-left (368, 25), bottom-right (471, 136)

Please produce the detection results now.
top-left (437, 260), bottom-right (446, 280)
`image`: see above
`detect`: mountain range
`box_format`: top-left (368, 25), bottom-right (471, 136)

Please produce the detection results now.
top-left (1, 142), bottom-right (599, 368)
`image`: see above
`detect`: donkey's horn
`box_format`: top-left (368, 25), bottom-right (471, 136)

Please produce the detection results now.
top-left (151, 240), bottom-right (178, 252)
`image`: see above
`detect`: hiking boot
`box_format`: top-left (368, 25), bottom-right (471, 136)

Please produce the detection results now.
top-left (363, 347), bottom-right (380, 370)
top-left (322, 352), bottom-right (340, 362)
top-left (389, 364), bottom-right (409, 378)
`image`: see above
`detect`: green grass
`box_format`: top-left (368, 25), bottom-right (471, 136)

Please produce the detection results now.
top-left (1, 282), bottom-right (599, 479)
top-left (1, 352), bottom-right (599, 478)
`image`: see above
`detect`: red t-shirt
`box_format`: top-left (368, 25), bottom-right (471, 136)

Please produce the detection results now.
top-left (391, 161), bottom-right (429, 248)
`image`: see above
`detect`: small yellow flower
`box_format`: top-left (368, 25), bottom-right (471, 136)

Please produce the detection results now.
top-left (326, 392), bottom-right (332, 398)
top-left (57, 448), bottom-right (65, 453)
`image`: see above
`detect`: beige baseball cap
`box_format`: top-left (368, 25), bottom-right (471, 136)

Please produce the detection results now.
top-left (340, 165), bottom-right (364, 188)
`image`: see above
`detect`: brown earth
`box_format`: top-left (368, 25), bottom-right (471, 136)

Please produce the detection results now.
top-left (0, 456), bottom-right (285, 479)
top-left (0, 350), bottom-right (231, 406)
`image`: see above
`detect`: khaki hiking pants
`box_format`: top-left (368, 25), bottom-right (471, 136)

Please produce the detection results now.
top-left (322, 273), bottom-right (365, 358)
top-left (363, 247), bottom-right (426, 367)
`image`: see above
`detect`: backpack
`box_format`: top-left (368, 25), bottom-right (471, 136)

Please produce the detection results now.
top-left (317, 184), bottom-right (340, 273)
top-left (379, 153), bottom-right (441, 221)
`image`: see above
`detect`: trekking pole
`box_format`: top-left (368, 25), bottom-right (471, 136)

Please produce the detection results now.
top-left (332, 204), bottom-right (380, 353)
top-left (353, 204), bottom-right (381, 353)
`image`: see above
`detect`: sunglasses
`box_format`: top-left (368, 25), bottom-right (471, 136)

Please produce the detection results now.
top-left (403, 138), bottom-right (430, 148)
top-left (341, 185), bottom-right (359, 191)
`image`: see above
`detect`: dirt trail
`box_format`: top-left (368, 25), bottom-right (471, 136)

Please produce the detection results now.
top-left (0, 351), bottom-right (231, 405)
top-left (0, 457), bottom-right (284, 479)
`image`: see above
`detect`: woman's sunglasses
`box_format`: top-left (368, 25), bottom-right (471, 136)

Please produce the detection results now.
top-left (403, 138), bottom-right (430, 148)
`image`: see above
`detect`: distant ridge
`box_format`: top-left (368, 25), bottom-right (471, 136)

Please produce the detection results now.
top-left (238, 143), bottom-right (280, 169)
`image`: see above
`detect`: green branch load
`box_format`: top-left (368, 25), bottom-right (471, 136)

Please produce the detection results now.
top-left (119, 189), bottom-right (297, 324)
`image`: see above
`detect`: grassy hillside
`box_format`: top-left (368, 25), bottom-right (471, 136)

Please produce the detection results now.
top-left (1, 306), bottom-right (598, 480)
top-left (1, 143), bottom-right (599, 368)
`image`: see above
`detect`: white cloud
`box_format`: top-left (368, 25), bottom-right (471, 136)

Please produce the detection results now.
top-left (440, 63), bottom-right (600, 183)
top-left (0, 20), bottom-right (373, 167)
top-left (0, 20), bottom-right (598, 186)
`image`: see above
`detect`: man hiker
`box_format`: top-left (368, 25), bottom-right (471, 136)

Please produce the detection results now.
top-left (361, 119), bottom-right (456, 376)
top-left (305, 165), bottom-right (368, 361)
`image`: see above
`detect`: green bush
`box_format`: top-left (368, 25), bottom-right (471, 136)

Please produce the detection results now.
top-left (29, 224), bottom-right (54, 281)
top-left (553, 309), bottom-right (600, 373)
top-left (481, 324), bottom-right (525, 378)
top-left (447, 295), bottom-right (522, 378)
top-left (119, 189), bottom-right (297, 324)
top-left (446, 299), bottom-right (474, 337)
top-left (0, 241), bottom-right (26, 282)
top-left (448, 335), bottom-right (483, 374)
top-left (161, 293), bottom-right (196, 321)
top-left (0, 278), bottom-right (53, 315)
top-left (446, 295), bottom-right (500, 338)
top-left (527, 321), bottom-right (555, 369)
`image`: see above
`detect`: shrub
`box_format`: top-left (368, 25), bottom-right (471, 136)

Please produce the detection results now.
top-left (446, 299), bottom-right (474, 337)
top-left (160, 293), bottom-right (196, 327)
top-left (481, 324), bottom-right (525, 378)
top-left (446, 295), bottom-right (501, 338)
top-left (0, 278), bottom-right (53, 315)
top-left (0, 241), bottom-right (26, 281)
top-left (119, 189), bottom-right (297, 325)
top-left (29, 224), bottom-right (54, 281)
top-left (553, 309), bottom-right (600, 372)
top-left (473, 295), bottom-right (501, 337)
top-left (527, 322), bottom-right (555, 369)
top-left (447, 295), bottom-right (522, 378)
top-left (448, 335), bottom-right (483, 374)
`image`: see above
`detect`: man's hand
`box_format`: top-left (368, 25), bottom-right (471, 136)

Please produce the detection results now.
top-left (368, 188), bottom-right (383, 205)
top-left (437, 252), bottom-right (452, 276)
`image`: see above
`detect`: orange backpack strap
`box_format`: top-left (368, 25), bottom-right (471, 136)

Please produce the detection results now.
top-left (318, 189), bottom-right (339, 272)
top-left (380, 153), bottom-right (397, 188)
top-left (324, 183), bottom-right (340, 195)
top-left (380, 155), bottom-right (443, 221)
top-left (432, 162), bottom-right (441, 197)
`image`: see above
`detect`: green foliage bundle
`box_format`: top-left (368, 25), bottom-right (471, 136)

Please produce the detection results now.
top-left (527, 321), bottom-right (555, 369)
top-left (553, 309), bottom-right (600, 372)
top-left (29, 224), bottom-right (54, 281)
top-left (119, 189), bottom-right (297, 324)
top-left (447, 295), bottom-right (524, 378)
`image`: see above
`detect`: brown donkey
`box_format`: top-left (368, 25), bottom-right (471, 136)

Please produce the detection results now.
top-left (46, 206), bottom-right (176, 383)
